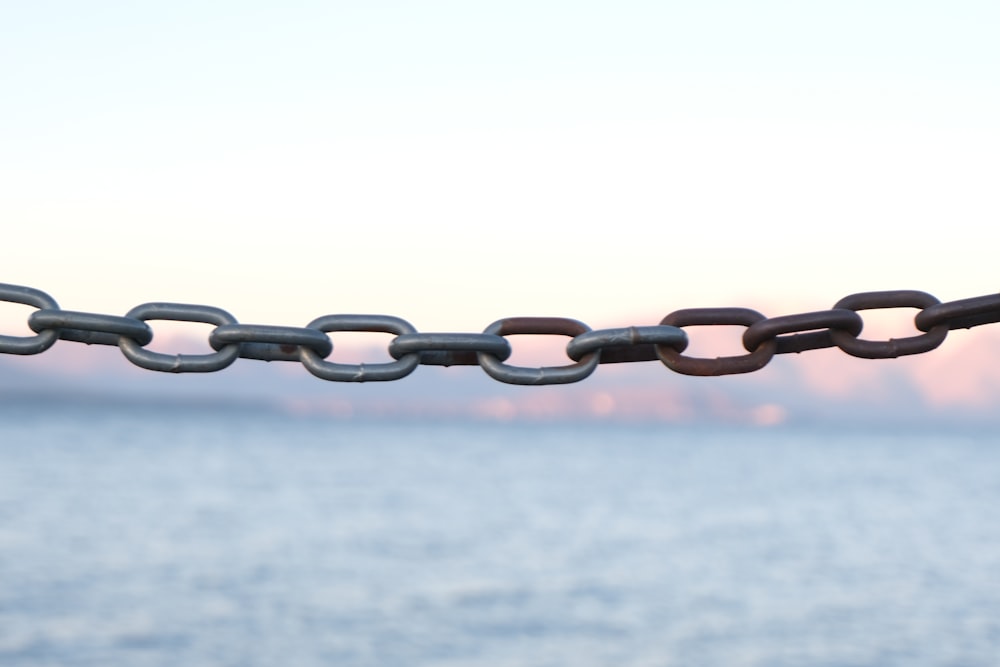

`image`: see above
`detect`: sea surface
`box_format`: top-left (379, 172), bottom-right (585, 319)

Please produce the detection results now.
top-left (1, 400), bottom-right (999, 667)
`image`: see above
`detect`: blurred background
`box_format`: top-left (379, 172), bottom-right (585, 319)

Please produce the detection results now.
top-left (1, 2), bottom-right (999, 665)
top-left (2, 1), bottom-right (998, 328)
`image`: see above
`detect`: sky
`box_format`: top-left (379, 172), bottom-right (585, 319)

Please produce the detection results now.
top-left (2, 1), bottom-right (998, 339)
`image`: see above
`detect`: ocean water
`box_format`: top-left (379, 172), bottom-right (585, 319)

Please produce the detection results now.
top-left (1, 401), bottom-right (999, 667)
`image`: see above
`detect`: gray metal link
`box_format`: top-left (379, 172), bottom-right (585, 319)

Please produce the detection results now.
top-left (29, 309), bottom-right (154, 347)
top-left (478, 317), bottom-right (600, 385)
top-left (209, 324), bottom-right (333, 361)
top-left (389, 333), bottom-right (512, 364)
top-left (566, 325), bottom-right (688, 362)
top-left (119, 303), bottom-right (240, 373)
top-left (0, 283), bottom-right (60, 355)
top-left (300, 314), bottom-right (420, 382)
top-left (3, 282), bottom-right (1000, 382)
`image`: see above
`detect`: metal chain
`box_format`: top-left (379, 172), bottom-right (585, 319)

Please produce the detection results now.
top-left (2, 282), bottom-right (999, 384)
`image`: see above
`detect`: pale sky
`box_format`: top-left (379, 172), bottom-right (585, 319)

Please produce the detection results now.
top-left (2, 1), bottom-right (998, 334)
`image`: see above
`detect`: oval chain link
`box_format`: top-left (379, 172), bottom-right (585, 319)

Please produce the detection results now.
top-left (478, 317), bottom-right (600, 385)
top-left (915, 293), bottom-right (1000, 332)
top-left (742, 309), bottom-right (863, 355)
top-left (300, 314), bottom-right (420, 382)
top-left (119, 303), bottom-right (241, 373)
top-left (209, 323), bottom-right (333, 360)
top-left (29, 309), bottom-right (154, 347)
top-left (566, 325), bottom-right (687, 362)
top-left (389, 333), bottom-right (512, 364)
top-left (0, 283), bottom-right (60, 355)
top-left (657, 308), bottom-right (777, 376)
top-left (829, 291), bottom-right (948, 359)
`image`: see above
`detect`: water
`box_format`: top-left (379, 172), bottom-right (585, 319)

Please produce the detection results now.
top-left (1, 401), bottom-right (999, 666)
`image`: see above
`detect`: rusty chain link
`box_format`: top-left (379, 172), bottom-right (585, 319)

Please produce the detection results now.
top-left (1, 283), bottom-right (998, 383)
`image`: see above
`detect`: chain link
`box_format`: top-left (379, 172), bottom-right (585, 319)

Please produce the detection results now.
top-left (118, 303), bottom-right (241, 373)
top-left (2, 282), bottom-right (999, 383)
top-left (479, 317), bottom-right (600, 385)
top-left (300, 314), bottom-right (420, 382)
top-left (0, 284), bottom-right (60, 355)
top-left (828, 290), bottom-right (950, 359)
top-left (658, 308), bottom-right (776, 376)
